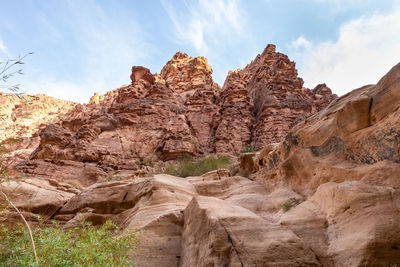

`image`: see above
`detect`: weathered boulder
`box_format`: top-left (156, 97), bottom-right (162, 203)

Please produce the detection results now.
top-left (181, 196), bottom-right (320, 266)
top-left (280, 181), bottom-right (400, 266)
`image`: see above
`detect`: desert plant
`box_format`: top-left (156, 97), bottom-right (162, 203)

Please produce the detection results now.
top-left (0, 52), bottom-right (33, 96)
top-left (282, 197), bottom-right (301, 212)
top-left (0, 220), bottom-right (138, 266)
top-left (165, 155), bottom-right (230, 177)
top-left (0, 52), bottom-right (40, 264)
top-left (135, 158), bottom-right (154, 167)
top-left (240, 147), bottom-right (257, 153)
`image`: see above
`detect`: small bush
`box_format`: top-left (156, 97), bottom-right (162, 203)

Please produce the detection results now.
top-left (0, 220), bottom-right (138, 266)
top-left (282, 198), bottom-right (301, 212)
top-left (135, 158), bottom-right (153, 167)
top-left (165, 155), bottom-right (230, 177)
top-left (240, 147), bottom-right (257, 153)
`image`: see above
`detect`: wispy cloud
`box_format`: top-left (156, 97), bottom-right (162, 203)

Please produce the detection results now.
top-left (161, 0), bottom-right (245, 54)
top-left (289, 7), bottom-right (400, 95)
top-left (0, 37), bottom-right (9, 56)
top-left (291, 36), bottom-right (311, 50)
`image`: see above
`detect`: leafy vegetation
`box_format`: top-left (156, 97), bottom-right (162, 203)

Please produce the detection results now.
top-left (240, 147), bottom-right (258, 153)
top-left (282, 197), bottom-right (301, 212)
top-left (135, 158), bottom-right (154, 167)
top-left (165, 155), bottom-right (230, 177)
top-left (0, 220), bottom-right (138, 266)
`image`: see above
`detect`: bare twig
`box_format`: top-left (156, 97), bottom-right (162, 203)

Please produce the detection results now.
top-left (0, 190), bottom-right (38, 264)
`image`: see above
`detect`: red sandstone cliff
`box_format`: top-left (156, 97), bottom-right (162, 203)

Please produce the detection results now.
top-left (12, 45), bottom-right (336, 184)
top-left (4, 46), bottom-right (400, 266)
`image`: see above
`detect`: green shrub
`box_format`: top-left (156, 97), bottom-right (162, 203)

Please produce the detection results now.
top-left (282, 198), bottom-right (301, 212)
top-left (0, 220), bottom-right (138, 266)
top-left (240, 147), bottom-right (257, 153)
top-left (165, 155), bottom-right (230, 177)
top-left (135, 158), bottom-right (153, 167)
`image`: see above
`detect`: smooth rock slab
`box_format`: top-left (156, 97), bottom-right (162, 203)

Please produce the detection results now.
top-left (181, 196), bottom-right (321, 267)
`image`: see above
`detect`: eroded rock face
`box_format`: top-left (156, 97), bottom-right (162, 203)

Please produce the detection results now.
top-left (280, 181), bottom-right (400, 266)
top-left (14, 45), bottom-right (336, 182)
top-left (220, 44), bottom-right (337, 149)
top-left (0, 94), bottom-right (76, 143)
top-left (2, 53), bottom-right (400, 267)
top-left (254, 62), bottom-right (400, 196)
top-left (0, 94), bottom-right (76, 169)
top-left (5, 168), bottom-right (400, 266)
top-left (181, 196), bottom-right (320, 267)
top-left (160, 52), bottom-right (214, 94)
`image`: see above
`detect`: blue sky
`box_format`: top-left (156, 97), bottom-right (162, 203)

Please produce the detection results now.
top-left (1, 0), bottom-right (399, 102)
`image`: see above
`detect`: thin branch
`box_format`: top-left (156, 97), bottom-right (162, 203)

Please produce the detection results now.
top-left (0, 190), bottom-right (38, 264)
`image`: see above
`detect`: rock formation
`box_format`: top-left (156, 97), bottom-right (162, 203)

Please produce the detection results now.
top-left (220, 44), bottom-right (337, 148)
top-left (0, 93), bottom-right (76, 169)
top-left (12, 45), bottom-right (336, 184)
top-left (5, 45), bottom-right (380, 266)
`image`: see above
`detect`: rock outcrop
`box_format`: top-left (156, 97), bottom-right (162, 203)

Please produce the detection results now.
top-left (0, 94), bottom-right (76, 144)
top-left (2, 45), bottom-right (362, 266)
top-left (3, 61), bottom-right (400, 266)
top-left (220, 44), bottom-right (337, 149)
top-left (0, 93), bottom-right (76, 170)
top-left (12, 45), bottom-right (336, 184)
top-left (1, 173), bottom-right (324, 266)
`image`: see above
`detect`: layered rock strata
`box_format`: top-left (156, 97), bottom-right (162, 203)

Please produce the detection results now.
top-left (14, 46), bottom-right (335, 184)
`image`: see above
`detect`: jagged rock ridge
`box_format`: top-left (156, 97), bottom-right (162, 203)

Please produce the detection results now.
top-left (14, 45), bottom-right (336, 184)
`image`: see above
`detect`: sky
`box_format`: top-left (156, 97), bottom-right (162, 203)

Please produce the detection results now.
top-left (0, 0), bottom-right (399, 103)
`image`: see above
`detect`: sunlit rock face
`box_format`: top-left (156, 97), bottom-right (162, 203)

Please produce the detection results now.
top-left (0, 93), bottom-right (76, 169)
top-left (4, 46), bottom-right (400, 266)
top-left (220, 44), bottom-right (337, 149)
top-left (11, 45), bottom-right (336, 183)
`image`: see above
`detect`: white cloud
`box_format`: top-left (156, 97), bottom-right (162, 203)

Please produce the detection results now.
top-left (0, 38), bottom-right (9, 56)
top-left (290, 8), bottom-right (400, 96)
top-left (161, 0), bottom-right (245, 54)
top-left (291, 36), bottom-right (312, 50)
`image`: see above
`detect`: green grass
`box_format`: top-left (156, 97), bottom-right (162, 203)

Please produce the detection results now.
top-left (0, 220), bottom-right (138, 266)
top-left (135, 158), bottom-right (154, 167)
top-left (240, 147), bottom-right (258, 153)
top-left (165, 155), bottom-right (230, 177)
top-left (282, 198), bottom-right (301, 212)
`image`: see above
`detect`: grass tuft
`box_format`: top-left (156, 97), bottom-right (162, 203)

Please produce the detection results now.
top-left (240, 147), bottom-right (257, 153)
top-left (282, 198), bottom-right (301, 212)
top-left (165, 155), bottom-right (230, 177)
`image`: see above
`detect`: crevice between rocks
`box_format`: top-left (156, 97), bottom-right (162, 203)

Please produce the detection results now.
top-left (219, 222), bottom-right (246, 267)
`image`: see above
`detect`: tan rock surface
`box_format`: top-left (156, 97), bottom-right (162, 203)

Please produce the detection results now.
top-left (0, 93), bottom-right (76, 143)
top-left (280, 181), bottom-right (400, 266)
top-left (181, 196), bottom-right (320, 267)
top-left (256, 62), bottom-right (400, 196)
top-left (0, 94), bottom-right (76, 170)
